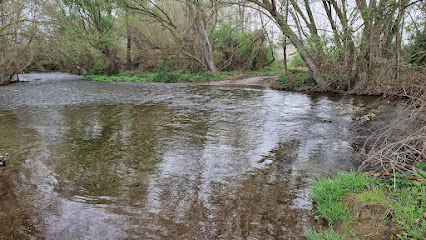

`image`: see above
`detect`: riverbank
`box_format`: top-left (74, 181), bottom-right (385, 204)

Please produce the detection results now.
top-left (308, 172), bottom-right (426, 240)
top-left (83, 68), bottom-right (283, 85)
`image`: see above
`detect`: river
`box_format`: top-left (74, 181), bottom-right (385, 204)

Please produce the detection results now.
top-left (0, 73), bottom-right (395, 239)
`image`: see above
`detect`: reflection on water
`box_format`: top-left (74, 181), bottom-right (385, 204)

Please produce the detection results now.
top-left (0, 74), bottom-right (392, 239)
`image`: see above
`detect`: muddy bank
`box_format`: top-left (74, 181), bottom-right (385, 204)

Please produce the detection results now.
top-left (200, 75), bottom-right (277, 87)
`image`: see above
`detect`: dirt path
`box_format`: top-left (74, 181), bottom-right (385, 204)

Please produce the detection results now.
top-left (200, 75), bottom-right (278, 87)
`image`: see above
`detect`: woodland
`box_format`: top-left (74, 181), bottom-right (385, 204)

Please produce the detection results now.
top-left (0, 0), bottom-right (424, 95)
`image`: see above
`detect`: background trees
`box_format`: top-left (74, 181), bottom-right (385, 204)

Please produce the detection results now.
top-left (242, 0), bottom-right (425, 93)
top-left (1, 0), bottom-right (424, 93)
top-left (0, 0), bottom-right (39, 84)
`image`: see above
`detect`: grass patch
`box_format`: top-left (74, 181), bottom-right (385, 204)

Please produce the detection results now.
top-left (84, 71), bottom-right (236, 83)
top-left (385, 181), bottom-right (426, 239)
top-left (312, 172), bottom-right (376, 205)
top-left (275, 69), bottom-right (316, 90)
top-left (309, 171), bottom-right (426, 239)
top-left (84, 68), bottom-right (283, 84)
top-left (305, 228), bottom-right (345, 240)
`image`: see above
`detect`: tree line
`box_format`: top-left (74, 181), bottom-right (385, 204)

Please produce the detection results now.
top-left (1, 0), bottom-right (425, 94)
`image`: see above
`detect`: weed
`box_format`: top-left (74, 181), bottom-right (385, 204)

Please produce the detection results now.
top-left (315, 202), bottom-right (352, 224)
top-left (312, 172), bottom-right (426, 239)
top-left (357, 186), bottom-right (390, 206)
top-left (311, 172), bottom-right (375, 225)
top-left (312, 172), bottom-right (375, 204)
top-left (305, 227), bottom-right (345, 240)
top-left (385, 181), bottom-right (426, 239)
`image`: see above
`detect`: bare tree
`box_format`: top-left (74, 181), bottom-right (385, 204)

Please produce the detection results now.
top-left (0, 0), bottom-right (39, 84)
top-left (124, 0), bottom-right (220, 74)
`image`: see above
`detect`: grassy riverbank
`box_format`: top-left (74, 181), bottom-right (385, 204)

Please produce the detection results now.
top-left (308, 171), bottom-right (426, 240)
top-left (84, 67), bottom-right (284, 83)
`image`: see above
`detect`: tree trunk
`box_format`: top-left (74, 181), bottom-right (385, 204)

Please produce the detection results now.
top-left (260, 2), bottom-right (327, 90)
top-left (199, 18), bottom-right (217, 75)
top-left (126, 11), bottom-right (132, 69)
top-left (283, 0), bottom-right (289, 75)
top-left (283, 38), bottom-right (288, 75)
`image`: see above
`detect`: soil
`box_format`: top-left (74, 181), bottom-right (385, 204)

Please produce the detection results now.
top-left (200, 75), bottom-right (278, 87)
top-left (334, 194), bottom-right (400, 239)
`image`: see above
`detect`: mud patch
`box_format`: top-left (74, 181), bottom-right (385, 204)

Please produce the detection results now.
top-left (200, 75), bottom-right (277, 87)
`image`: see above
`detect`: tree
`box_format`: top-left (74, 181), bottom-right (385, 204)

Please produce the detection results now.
top-left (0, 0), bottom-right (39, 83)
top-left (123, 0), bottom-right (219, 74)
top-left (241, 0), bottom-right (329, 90)
top-left (57, 0), bottom-right (123, 75)
top-left (236, 0), bottom-right (421, 93)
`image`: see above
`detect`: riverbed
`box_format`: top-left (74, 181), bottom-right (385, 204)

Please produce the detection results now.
top-left (0, 73), bottom-right (394, 239)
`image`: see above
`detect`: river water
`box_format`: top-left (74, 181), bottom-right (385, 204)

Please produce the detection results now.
top-left (0, 73), bottom-right (392, 239)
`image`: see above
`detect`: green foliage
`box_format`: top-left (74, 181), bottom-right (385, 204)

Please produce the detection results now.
top-left (312, 172), bottom-right (375, 204)
top-left (383, 181), bottom-right (426, 239)
top-left (84, 71), bottom-right (233, 83)
top-left (357, 186), bottom-right (390, 206)
top-left (315, 202), bottom-right (352, 224)
top-left (36, 0), bottom-right (121, 74)
top-left (305, 228), bottom-right (345, 240)
top-left (214, 25), bottom-right (273, 71)
top-left (416, 161), bottom-right (426, 179)
top-left (312, 172), bottom-right (426, 239)
top-left (311, 172), bottom-right (376, 224)
top-left (276, 69), bottom-right (315, 89)
top-left (290, 54), bottom-right (306, 68)
top-left (406, 22), bottom-right (426, 68)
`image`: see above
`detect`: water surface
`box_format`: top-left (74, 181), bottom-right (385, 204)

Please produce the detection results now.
top-left (0, 73), bottom-right (392, 239)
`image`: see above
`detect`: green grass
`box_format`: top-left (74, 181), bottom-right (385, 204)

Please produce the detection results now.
top-left (311, 172), bottom-right (376, 205)
top-left (84, 68), bottom-right (286, 84)
top-left (310, 171), bottom-right (426, 239)
top-left (84, 71), bottom-right (236, 83)
top-left (84, 68), bottom-right (285, 84)
top-left (305, 228), bottom-right (345, 240)
top-left (384, 181), bottom-right (426, 239)
top-left (311, 172), bottom-right (375, 225)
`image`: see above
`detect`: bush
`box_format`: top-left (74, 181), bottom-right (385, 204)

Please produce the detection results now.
top-left (276, 69), bottom-right (315, 90)
top-left (214, 25), bottom-right (274, 71)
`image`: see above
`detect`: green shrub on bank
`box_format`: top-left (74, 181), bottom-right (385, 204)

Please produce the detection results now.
top-left (276, 69), bottom-right (315, 90)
